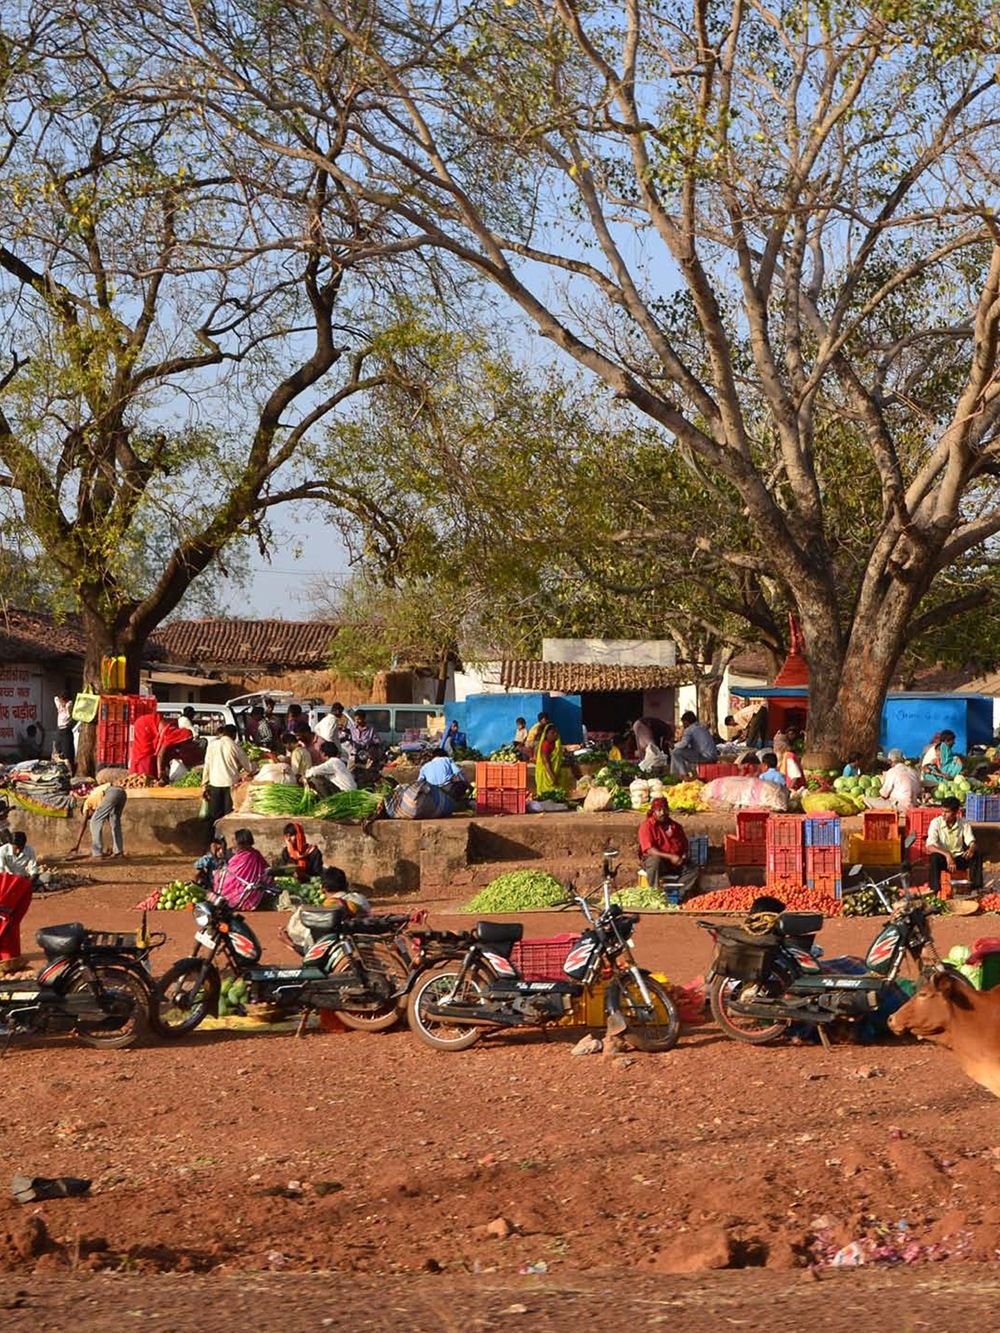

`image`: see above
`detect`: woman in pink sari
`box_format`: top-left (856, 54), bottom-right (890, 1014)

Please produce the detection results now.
top-left (213, 828), bottom-right (273, 910)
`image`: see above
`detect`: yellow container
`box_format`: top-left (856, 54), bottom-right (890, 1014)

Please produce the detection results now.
top-left (847, 833), bottom-right (901, 866)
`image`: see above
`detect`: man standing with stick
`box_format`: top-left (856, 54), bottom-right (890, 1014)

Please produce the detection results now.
top-left (81, 783), bottom-right (128, 859)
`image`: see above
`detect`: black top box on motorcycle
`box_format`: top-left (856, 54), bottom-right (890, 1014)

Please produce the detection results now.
top-left (36, 923), bottom-right (87, 956)
top-left (300, 908), bottom-right (345, 935)
top-left (715, 931), bottom-right (779, 982)
top-left (475, 921), bottom-right (524, 957)
top-left (777, 912), bottom-right (824, 938)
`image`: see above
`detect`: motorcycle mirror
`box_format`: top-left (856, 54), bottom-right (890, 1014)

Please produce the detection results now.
top-left (903, 832), bottom-right (916, 849)
top-left (604, 848), bottom-right (620, 860)
top-left (848, 864), bottom-right (862, 877)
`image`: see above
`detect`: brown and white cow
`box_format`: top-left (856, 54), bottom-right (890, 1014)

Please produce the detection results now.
top-left (889, 969), bottom-right (1000, 1097)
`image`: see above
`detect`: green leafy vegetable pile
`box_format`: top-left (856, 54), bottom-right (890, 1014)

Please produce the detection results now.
top-left (249, 784), bottom-right (317, 816)
top-left (610, 885), bottom-right (678, 911)
top-left (174, 767), bottom-right (204, 788)
top-left (462, 869), bottom-right (567, 913)
top-left (488, 745), bottom-right (523, 763)
top-left (312, 789), bottom-right (381, 822)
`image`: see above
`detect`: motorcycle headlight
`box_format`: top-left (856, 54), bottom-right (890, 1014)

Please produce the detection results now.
top-left (193, 903), bottom-right (214, 929)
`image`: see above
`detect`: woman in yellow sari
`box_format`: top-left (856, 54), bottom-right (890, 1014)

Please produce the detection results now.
top-left (535, 723), bottom-right (567, 793)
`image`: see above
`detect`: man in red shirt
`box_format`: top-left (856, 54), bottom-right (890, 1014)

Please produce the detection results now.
top-left (638, 797), bottom-right (689, 887)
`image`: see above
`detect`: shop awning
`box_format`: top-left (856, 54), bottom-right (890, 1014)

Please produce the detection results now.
top-left (499, 660), bottom-right (693, 692)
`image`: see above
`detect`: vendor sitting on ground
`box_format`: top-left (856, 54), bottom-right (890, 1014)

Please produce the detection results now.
top-left (670, 711), bottom-right (719, 777)
top-left (277, 821), bottom-right (324, 882)
top-left (925, 797), bottom-right (983, 895)
top-left (305, 741), bottom-right (356, 796)
top-left (193, 836), bottom-right (230, 893)
top-left (758, 752), bottom-right (786, 787)
top-left (213, 828), bottom-right (274, 910)
top-left (419, 748), bottom-right (471, 805)
top-left (879, 749), bottom-right (922, 811)
top-left (738, 751), bottom-right (760, 775)
top-left (637, 797), bottom-right (689, 889)
top-left (921, 730), bottom-right (963, 782)
top-left (842, 751), bottom-right (863, 778)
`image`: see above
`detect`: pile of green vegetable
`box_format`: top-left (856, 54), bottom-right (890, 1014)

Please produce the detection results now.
top-left (249, 784), bottom-right (317, 817)
top-left (219, 975), bottom-right (250, 1016)
top-left (842, 884), bottom-right (946, 916)
top-left (462, 869), bottom-right (567, 912)
top-left (157, 880), bottom-right (203, 910)
top-left (610, 885), bottom-right (678, 911)
top-left (312, 789), bottom-right (381, 822)
top-left (535, 787), bottom-right (568, 802)
top-left (174, 766), bottom-right (204, 788)
top-left (451, 745), bottom-right (485, 761)
top-left (273, 875), bottom-right (326, 905)
top-left (488, 745), bottom-right (523, 763)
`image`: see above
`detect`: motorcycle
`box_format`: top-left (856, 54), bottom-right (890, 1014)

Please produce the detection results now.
top-left (700, 865), bottom-right (939, 1044)
top-left (153, 889), bottom-right (472, 1036)
top-left (0, 917), bottom-right (162, 1049)
top-left (407, 850), bottom-right (681, 1052)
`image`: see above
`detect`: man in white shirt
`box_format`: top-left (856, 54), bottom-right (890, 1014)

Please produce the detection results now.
top-left (202, 725), bottom-right (255, 821)
top-left (305, 743), bottom-right (357, 796)
top-left (0, 832), bottom-right (39, 879)
top-left (925, 797), bottom-right (982, 894)
top-left (879, 750), bottom-right (922, 811)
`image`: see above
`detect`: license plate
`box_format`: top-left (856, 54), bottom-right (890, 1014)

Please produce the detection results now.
top-left (195, 932), bottom-right (216, 950)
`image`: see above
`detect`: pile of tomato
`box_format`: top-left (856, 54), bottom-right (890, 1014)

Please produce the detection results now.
top-left (683, 884), bottom-right (842, 915)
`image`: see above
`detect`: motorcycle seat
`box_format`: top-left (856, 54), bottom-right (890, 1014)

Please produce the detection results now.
top-left (299, 908), bottom-right (345, 935)
top-left (777, 912), bottom-right (823, 938)
top-left (475, 921), bottom-right (524, 946)
top-left (349, 914), bottom-right (408, 935)
top-left (35, 922), bottom-right (87, 957)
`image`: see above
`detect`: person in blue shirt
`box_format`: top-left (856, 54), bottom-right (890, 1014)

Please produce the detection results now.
top-left (441, 720), bottom-right (467, 756)
top-left (842, 752), bottom-right (863, 778)
top-left (419, 749), bottom-right (471, 804)
top-left (758, 752), bottom-right (787, 787)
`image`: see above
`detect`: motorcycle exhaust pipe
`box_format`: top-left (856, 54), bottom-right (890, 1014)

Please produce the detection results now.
top-left (424, 1003), bottom-right (519, 1027)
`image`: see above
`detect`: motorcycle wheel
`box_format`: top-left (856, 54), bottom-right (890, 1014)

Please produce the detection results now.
top-left (327, 949), bottom-right (403, 1032)
top-left (72, 965), bottom-right (149, 1049)
top-left (709, 976), bottom-right (789, 1044)
top-left (153, 960), bottom-right (220, 1037)
top-left (618, 974), bottom-right (681, 1053)
top-left (406, 966), bottom-right (488, 1051)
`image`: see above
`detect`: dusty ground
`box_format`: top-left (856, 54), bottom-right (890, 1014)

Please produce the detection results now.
top-left (1, 853), bottom-right (998, 1331)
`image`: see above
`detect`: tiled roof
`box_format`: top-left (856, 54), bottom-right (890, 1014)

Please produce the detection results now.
top-left (154, 619), bottom-right (339, 670)
top-left (0, 609), bottom-right (87, 663)
top-left (499, 660), bottom-right (692, 692)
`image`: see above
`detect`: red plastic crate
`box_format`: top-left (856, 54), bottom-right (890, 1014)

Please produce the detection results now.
top-left (863, 810), bottom-right (899, 840)
top-left (806, 845), bottom-right (842, 878)
top-left (766, 815), bottom-right (804, 849)
top-left (736, 809), bottom-right (770, 843)
top-left (905, 807), bottom-right (945, 836)
top-left (99, 695), bottom-right (129, 725)
top-left (511, 934), bottom-right (576, 980)
top-left (476, 787), bottom-right (528, 816)
top-left (724, 833), bottom-right (766, 866)
top-left (696, 762), bottom-right (741, 781)
top-left (766, 845), bottom-right (804, 885)
top-left (96, 721), bottom-right (129, 767)
top-left (131, 695), bottom-right (158, 720)
top-left (475, 761), bottom-right (527, 791)
top-left (810, 873), bottom-right (844, 899)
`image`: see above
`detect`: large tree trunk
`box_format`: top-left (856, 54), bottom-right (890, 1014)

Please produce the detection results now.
top-left (77, 606), bottom-right (144, 776)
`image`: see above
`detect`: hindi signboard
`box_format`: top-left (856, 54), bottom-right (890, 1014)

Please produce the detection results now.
top-left (0, 664), bottom-right (44, 752)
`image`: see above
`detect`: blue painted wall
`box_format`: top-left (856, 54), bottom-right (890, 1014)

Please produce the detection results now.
top-left (445, 693), bottom-right (583, 754)
top-left (879, 694), bottom-right (993, 757)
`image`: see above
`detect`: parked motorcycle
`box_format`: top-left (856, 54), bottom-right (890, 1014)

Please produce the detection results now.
top-left (0, 918), bottom-right (162, 1049)
top-left (407, 850), bottom-right (681, 1052)
top-left (153, 890), bottom-right (472, 1036)
top-left (700, 867), bottom-right (939, 1044)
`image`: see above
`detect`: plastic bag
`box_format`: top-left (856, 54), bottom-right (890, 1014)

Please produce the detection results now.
top-left (638, 743), bottom-right (668, 773)
top-left (583, 786), bottom-right (613, 812)
top-left (701, 776), bottom-right (789, 811)
top-left (71, 689), bottom-right (100, 724)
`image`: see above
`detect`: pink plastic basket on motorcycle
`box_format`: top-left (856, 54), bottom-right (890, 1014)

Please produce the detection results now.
top-left (511, 934), bottom-right (578, 980)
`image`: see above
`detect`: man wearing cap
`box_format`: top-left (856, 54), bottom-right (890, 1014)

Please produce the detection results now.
top-left (925, 797), bottom-right (982, 895)
top-left (637, 797), bottom-right (689, 888)
top-left (879, 750), bottom-right (922, 811)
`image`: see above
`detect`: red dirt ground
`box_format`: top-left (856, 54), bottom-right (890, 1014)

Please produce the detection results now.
top-left (1, 854), bottom-right (998, 1330)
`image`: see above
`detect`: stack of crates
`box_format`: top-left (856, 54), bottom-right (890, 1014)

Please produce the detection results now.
top-left (964, 793), bottom-right (1000, 822)
top-left (696, 762), bottom-right (741, 781)
top-left (804, 815), bottom-right (843, 897)
top-left (474, 761), bottom-right (528, 816)
top-left (903, 806), bottom-right (945, 866)
top-left (723, 808), bottom-right (769, 867)
top-left (765, 814), bottom-right (804, 890)
top-left (96, 694), bottom-right (158, 769)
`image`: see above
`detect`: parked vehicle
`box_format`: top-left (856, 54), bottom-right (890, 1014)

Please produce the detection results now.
top-left (406, 850), bottom-right (681, 1052)
top-left (700, 866), bottom-right (940, 1044)
top-left (0, 919), bottom-right (162, 1049)
top-left (153, 890), bottom-right (472, 1036)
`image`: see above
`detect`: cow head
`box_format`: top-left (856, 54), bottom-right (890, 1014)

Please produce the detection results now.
top-left (889, 968), bottom-right (975, 1041)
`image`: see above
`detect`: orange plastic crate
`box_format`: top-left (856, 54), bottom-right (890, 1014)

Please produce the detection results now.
top-left (724, 833), bottom-right (765, 866)
top-left (476, 788), bottom-right (528, 816)
top-left (765, 845), bottom-right (804, 885)
top-left (766, 815), bottom-right (804, 849)
top-left (862, 810), bottom-right (899, 841)
top-left (475, 761), bottom-right (527, 791)
top-left (736, 809), bottom-right (770, 843)
top-left (696, 762), bottom-right (741, 781)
